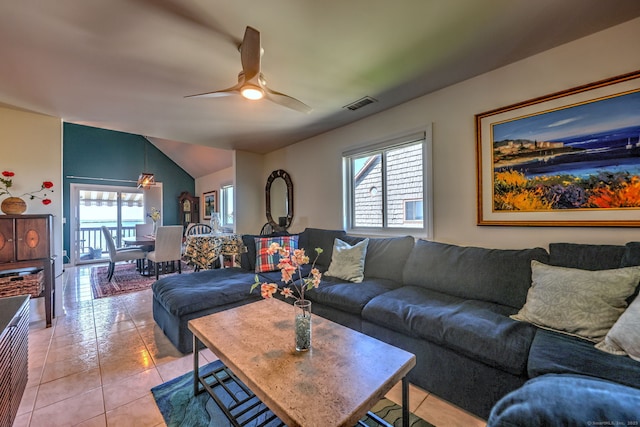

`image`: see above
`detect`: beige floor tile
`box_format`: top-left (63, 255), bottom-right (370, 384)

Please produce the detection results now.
top-left (40, 350), bottom-right (100, 384)
top-left (17, 384), bottom-right (38, 416)
top-left (75, 414), bottom-right (107, 427)
top-left (29, 387), bottom-right (105, 427)
top-left (105, 394), bottom-right (164, 427)
top-left (413, 393), bottom-right (486, 427)
top-left (385, 381), bottom-right (429, 412)
top-left (103, 368), bottom-right (163, 412)
top-left (100, 349), bottom-right (155, 385)
top-left (12, 411), bottom-right (31, 427)
top-left (34, 368), bottom-right (102, 410)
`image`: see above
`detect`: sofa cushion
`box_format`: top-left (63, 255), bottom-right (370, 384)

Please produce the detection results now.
top-left (254, 235), bottom-right (298, 273)
top-left (298, 228), bottom-right (347, 268)
top-left (343, 235), bottom-right (415, 281)
top-left (402, 240), bottom-right (549, 309)
top-left (362, 286), bottom-right (536, 375)
top-left (325, 238), bottom-right (369, 283)
top-left (152, 268), bottom-right (259, 317)
top-left (549, 242), bottom-right (626, 270)
top-left (528, 329), bottom-right (640, 389)
top-left (487, 373), bottom-right (640, 427)
top-left (512, 261), bottom-right (640, 342)
top-left (304, 275), bottom-right (400, 315)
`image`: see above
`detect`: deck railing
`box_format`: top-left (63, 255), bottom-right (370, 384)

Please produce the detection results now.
top-left (78, 226), bottom-right (136, 257)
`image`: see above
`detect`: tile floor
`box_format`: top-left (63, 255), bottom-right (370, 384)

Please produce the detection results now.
top-left (14, 264), bottom-right (486, 427)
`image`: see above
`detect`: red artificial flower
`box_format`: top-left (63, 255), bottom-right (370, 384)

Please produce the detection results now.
top-left (2, 171), bottom-right (14, 177)
top-left (42, 181), bottom-right (54, 189)
top-left (42, 199), bottom-right (52, 205)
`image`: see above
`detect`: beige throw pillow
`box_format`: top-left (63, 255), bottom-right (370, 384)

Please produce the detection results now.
top-left (511, 261), bottom-right (640, 342)
top-left (325, 238), bottom-right (369, 283)
top-left (596, 294), bottom-right (640, 361)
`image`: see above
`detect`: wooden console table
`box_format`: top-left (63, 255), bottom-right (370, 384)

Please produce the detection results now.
top-left (0, 214), bottom-right (54, 327)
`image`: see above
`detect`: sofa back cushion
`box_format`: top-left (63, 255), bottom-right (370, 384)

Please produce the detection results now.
top-left (297, 228), bottom-right (347, 269)
top-left (549, 243), bottom-right (626, 271)
top-left (343, 235), bottom-right (415, 281)
top-left (403, 240), bottom-right (549, 309)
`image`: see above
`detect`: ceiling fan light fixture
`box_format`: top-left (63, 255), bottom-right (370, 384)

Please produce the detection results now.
top-left (241, 84), bottom-right (264, 100)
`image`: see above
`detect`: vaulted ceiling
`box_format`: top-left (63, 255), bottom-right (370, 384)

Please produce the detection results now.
top-left (1, 0), bottom-right (640, 178)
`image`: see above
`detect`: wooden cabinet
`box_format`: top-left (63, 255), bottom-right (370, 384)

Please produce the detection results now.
top-left (0, 214), bottom-right (54, 327)
top-left (178, 191), bottom-right (199, 229)
top-left (0, 295), bottom-right (29, 427)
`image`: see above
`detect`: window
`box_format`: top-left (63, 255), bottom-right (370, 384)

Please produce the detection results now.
top-left (220, 185), bottom-right (234, 227)
top-left (405, 200), bottom-right (423, 221)
top-left (344, 127), bottom-right (432, 236)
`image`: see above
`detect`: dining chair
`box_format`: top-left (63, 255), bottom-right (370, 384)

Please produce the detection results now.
top-left (135, 223), bottom-right (154, 237)
top-left (146, 225), bottom-right (184, 279)
top-left (101, 226), bottom-right (147, 281)
top-left (185, 223), bottom-right (212, 236)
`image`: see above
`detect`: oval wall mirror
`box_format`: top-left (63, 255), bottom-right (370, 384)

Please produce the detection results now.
top-left (265, 169), bottom-right (293, 230)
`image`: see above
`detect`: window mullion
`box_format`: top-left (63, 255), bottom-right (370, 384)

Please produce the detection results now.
top-left (381, 150), bottom-right (388, 228)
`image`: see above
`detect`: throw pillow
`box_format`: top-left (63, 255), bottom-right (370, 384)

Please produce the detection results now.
top-left (511, 260), bottom-right (640, 342)
top-left (595, 294), bottom-right (640, 361)
top-left (254, 235), bottom-right (299, 273)
top-left (325, 238), bottom-right (369, 283)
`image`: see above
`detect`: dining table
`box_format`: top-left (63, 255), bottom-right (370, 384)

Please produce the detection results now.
top-left (183, 233), bottom-right (246, 270)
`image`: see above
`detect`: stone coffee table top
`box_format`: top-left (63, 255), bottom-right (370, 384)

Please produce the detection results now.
top-left (189, 298), bottom-right (416, 427)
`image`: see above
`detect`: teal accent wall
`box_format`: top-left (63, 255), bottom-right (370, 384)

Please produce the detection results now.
top-left (63, 123), bottom-right (194, 258)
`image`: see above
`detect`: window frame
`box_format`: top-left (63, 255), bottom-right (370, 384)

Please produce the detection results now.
top-left (343, 125), bottom-right (433, 238)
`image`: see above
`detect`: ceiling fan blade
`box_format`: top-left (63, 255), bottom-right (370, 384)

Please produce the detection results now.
top-left (131, 0), bottom-right (242, 45)
top-left (264, 87), bottom-right (312, 113)
top-left (240, 26), bottom-right (261, 82)
top-left (185, 82), bottom-right (242, 98)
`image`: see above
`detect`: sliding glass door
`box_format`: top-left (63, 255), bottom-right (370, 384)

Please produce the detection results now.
top-left (71, 184), bottom-right (145, 265)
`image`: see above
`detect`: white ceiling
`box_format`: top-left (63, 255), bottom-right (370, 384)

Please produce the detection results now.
top-left (1, 0), bottom-right (640, 178)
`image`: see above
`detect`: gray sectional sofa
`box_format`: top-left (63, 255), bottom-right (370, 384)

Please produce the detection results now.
top-left (151, 228), bottom-right (640, 421)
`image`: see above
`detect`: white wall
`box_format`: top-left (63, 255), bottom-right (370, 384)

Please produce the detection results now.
top-left (234, 151), bottom-right (266, 234)
top-left (262, 17), bottom-right (640, 249)
top-left (0, 106), bottom-right (64, 322)
top-left (195, 166), bottom-right (233, 224)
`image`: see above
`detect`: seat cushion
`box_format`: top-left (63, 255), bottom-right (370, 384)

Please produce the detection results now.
top-left (304, 275), bottom-right (400, 315)
top-left (528, 328), bottom-right (640, 389)
top-left (362, 286), bottom-right (536, 375)
top-left (488, 374), bottom-right (640, 427)
top-left (402, 240), bottom-right (549, 309)
top-left (152, 268), bottom-right (259, 317)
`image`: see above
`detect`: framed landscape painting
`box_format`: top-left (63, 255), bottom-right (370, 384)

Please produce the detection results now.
top-left (202, 190), bottom-right (217, 220)
top-left (476, 70), bottom-right (640, 226)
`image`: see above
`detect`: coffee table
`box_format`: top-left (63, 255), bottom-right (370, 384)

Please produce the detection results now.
top-left (188, 299), bottom-right (416, 427)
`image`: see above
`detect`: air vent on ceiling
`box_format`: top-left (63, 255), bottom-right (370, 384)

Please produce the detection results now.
top-left (343, 96), bottom-right (378, 111)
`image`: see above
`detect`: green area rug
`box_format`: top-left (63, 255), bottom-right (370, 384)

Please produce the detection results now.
top-left (151, 360), bottom-right (433, 427)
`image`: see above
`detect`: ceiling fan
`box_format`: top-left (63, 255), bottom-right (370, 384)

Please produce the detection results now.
top-left (186, 26), bottom-right (312, 113)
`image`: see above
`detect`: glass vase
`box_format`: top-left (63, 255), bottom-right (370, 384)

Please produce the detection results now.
top-left (294, 300), bottom-right (312, 352)
top-left (210, 212), bottom-right (222, 234)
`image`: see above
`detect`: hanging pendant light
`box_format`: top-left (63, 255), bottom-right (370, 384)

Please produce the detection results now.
top-left (137, 140), bottom-right (156, 189)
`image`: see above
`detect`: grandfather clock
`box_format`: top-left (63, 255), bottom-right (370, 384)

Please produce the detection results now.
top-left (178, 191), bottom-right (199, 228)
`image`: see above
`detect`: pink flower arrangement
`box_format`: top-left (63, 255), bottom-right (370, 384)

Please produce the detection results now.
top-left (0, 171), bottom-right (54, 205)
top-left (251, 242), bottom-right (323, 301)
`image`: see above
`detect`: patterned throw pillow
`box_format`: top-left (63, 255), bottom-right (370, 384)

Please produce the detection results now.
top-left (511, 261), bottom-right (640, 342)
top-left (596, 294), bottom-right (640, 361)
top-left (254, 236), bottom-right (299, 273)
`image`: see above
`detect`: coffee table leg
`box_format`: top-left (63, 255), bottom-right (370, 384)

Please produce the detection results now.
top-left (193, 335), bottom-right (200, 395)
top-left (402, 376), bottom-right (409, 427)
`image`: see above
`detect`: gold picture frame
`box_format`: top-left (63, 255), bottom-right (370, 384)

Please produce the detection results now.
top-left (476, 70), bottom-right (640, 227)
